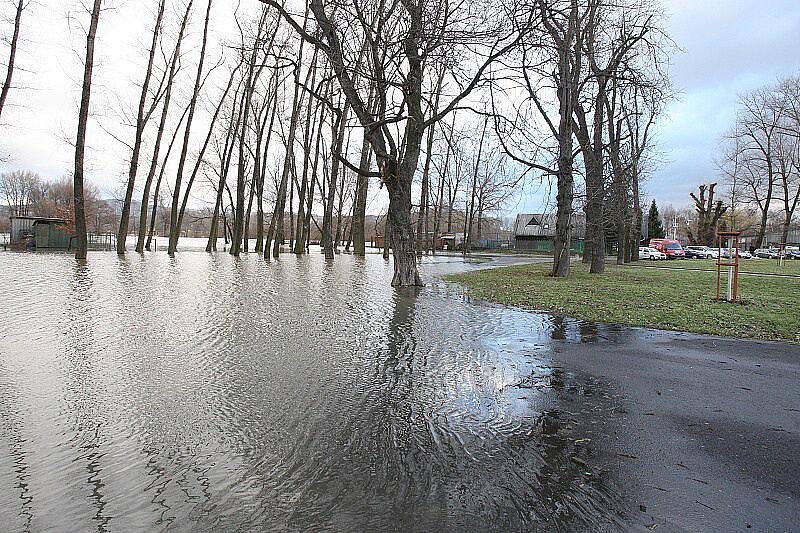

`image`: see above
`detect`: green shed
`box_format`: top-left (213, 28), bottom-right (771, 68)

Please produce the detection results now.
top-left (33, 218), bottom-right (73, 249)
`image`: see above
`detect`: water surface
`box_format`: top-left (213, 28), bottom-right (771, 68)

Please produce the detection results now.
top-left (0, 251), bottom-right (624, 531)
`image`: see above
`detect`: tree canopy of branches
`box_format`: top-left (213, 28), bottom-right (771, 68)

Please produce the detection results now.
top-left (721, 75), bottom-right (800, 248)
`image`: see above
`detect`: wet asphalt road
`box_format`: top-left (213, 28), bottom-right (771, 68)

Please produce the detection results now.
top-left (545, 324), bottom-right (800, 531)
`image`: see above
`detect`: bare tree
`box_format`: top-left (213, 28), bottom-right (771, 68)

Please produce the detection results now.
top-left (168, 0), bottom-right (212, 255)
top-left (136, 2), bottom-right (192, 253)
top-left (0, 169), bottom-right (39, 215)
top-left (732, 86), bottom-right (784, 249)
top-left (116, 0), bottom-right (166, 254)
top-left (0, 0), bottom-right (25, 124)
top-left (260, 0), bottom-right (518, 286)
top-left (73, 0), bottom-right (103, 260)
top-left (688, 182), bottom-right (727, 246)
top-left (776, 75), bottom-right (800, 244)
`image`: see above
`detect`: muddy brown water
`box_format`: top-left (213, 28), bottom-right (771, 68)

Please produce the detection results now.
top-left (0, 251), bottom-right (630, 531)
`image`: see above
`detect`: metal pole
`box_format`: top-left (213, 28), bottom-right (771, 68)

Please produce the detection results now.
top-left (728, 263), bottom-right (733, 302)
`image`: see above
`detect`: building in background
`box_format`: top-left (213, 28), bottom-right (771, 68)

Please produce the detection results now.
top-left (513, 213), bottom-right (587, 253)
top-left (9, 215), bottom-right (72, 250)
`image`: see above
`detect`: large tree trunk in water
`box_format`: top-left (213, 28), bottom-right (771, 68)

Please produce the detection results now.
top-left (385, 166), bottom-right (422, 286)
top-left (117, 0), bottom-right (164, 254)
top-left (303, 130), bottom-right (321, 252)
top-left (206, 187), bottom-right (223, 252)
top-left (292, 69), bottom-right (321, 254)
top-left (206, 92), bottom-right (242, 252)
top-left (73, 0), bottom-right (102, 261)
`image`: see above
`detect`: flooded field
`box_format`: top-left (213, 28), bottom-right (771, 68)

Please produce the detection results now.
top-left (2, 250), bottom-right (798, 532)
top-left (0, 250), bottom-right (631, 531)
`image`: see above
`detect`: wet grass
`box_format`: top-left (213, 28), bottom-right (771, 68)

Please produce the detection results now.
top-left (448, 262), bottom-right (800, 343)
top-left (630, 258), bottom-right (800, 276)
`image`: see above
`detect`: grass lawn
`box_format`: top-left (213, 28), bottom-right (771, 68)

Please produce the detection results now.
top-left (447, 262), bottom-right (800, 343)
top-left (630, 258), bottom-right (800, 276)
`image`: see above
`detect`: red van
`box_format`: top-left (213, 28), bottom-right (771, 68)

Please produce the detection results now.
top-left (649, 239), bottom-right (686, 259)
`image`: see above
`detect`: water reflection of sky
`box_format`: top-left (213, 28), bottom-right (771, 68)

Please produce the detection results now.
top-left (0, 251), bottom-right (626, 531)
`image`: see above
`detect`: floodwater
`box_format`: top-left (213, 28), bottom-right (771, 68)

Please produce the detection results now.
top-left (0, 250), bottom-right (627, 531)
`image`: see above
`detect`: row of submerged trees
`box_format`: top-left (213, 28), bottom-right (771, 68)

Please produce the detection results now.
top-left (1, 0), bottom-right (673, 285)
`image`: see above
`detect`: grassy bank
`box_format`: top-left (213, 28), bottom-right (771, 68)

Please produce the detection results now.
top-left (448, 262), bottom-right (800, 343)
top-left (629, 258), bottom-right (800, 276)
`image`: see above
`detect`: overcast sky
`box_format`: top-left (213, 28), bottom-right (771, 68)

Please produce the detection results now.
top-left (1, 0), bottom-right (799, 214)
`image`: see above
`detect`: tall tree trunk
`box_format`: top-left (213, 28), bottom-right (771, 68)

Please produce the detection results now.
top-left (135, 8), bottom-right (189, 253)
top-left (117, 0), bottom-right (165, 254)
top-left (382, 213), bottom-right (391, 260)
top-left (351, 134), bottom-right (372, 256)
top-left (333, 134), bottom-right (349, 251)
top-left (231, 10), bottom-right (267, 256)
top-left (268, 10), bottom-right (310, 258)
top-left (178, 64), bottom-right (238, 249)
top-left (584, 154), bottom-right (606, 273)
top-left (303, 121), bottom-right (323, 252)
top-left (323, 104), bottom-right (349, 259)
top-left (416, 122), bottom-right (435, 255)
top-left (288, 171), bottom-right (295, 251)
top-left (416, 70), bottom-right (444, 255)
top-left (144, 100), bottom-right (191, 251)
top-left (463, 118), bottom-right (487, 257)
top-left (0, 0), bottom-right (24, 123)
top-left (168, 0), bottom-right (211, 255)
top-left (270, 78), bottom-right (303, 258)
top-left (73, 0), bottom-right (103, 261)
top-left (630, 160), bottom-right (641, 261)
top-left (552, 76), bottom-right (575, 276)
top-left (293, 72), bottom-right (322, 253)
top-left (255, 70), bottom-right (279, 253)
top-left (269, 65), bottom-right (309, 258)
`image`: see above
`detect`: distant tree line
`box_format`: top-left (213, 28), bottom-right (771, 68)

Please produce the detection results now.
top-left (0, 170), bottom-right (116, 233)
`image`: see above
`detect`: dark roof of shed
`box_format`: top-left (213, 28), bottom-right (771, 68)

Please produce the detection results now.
top-left (11, 215), bottom-right (69, 224)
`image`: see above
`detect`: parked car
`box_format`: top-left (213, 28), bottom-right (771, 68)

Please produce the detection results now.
top-left (789, 250), bottom-right (800, 260)
top-left (684, 245), bottom-right (707, 259)
top-left (754, 248), bottom-right (779, 259)
top-left (721, 247), bottom-right (752, 259)
top-left (649, 239), bottom-right (686, 259)
top-left (685, 245), bottom-right (718, 259)
top-left (639, 247), bottom-right (667, 261)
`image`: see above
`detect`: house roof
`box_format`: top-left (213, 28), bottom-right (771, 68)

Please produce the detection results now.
top-left (513, 213), bottom-right (586, 238)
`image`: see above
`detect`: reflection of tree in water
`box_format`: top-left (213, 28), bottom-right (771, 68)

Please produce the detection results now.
top-left (63, 262), bottom-right (111, 532)
top-left (307, 290), bottom-right (629, 530)
top-left (0, 361), bottom-right (34, 530)
top-left (381, 288), bottom-right (421, 378)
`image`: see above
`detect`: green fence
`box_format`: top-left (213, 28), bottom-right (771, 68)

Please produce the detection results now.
top-left (516, 238), bottom-right (586, 254)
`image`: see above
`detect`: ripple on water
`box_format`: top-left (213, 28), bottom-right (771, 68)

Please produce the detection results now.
top-left (0, 251), bottom-right (627, 531)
